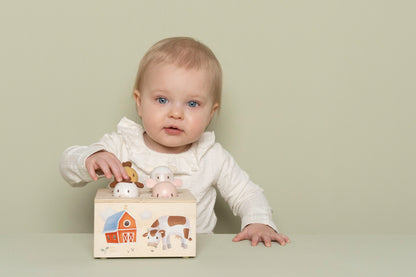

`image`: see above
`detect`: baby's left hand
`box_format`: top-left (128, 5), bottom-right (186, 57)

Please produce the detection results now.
top-left (232, 223), bottom-right (290, 247)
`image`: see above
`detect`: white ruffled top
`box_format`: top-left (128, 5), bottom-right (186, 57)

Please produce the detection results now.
top-left (60, 117), bottom-right (277, 233)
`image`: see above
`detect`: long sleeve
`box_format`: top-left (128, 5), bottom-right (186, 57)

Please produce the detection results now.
top-left (59, 144), bottom-right (106, 187)
top-left (215, 147), bottom-right (278, 232)
top-left (59, 132), bottom-right (125, 187)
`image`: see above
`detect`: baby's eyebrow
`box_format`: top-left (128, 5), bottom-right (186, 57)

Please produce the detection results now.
top-left (149, 89), bottom-right (171, 96)
top-left (186, 92), bottom-right (208, 99)
top-left (150, 88), bottom-right (169, 94)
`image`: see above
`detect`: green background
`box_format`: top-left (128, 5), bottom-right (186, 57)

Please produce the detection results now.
top-left (1, 0), bottom-right (414, 234)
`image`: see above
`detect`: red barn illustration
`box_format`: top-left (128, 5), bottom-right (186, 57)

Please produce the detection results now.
top-left (103, 211), bottom-right (137, 243)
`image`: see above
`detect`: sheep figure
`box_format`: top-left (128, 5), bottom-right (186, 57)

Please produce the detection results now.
top-left (146, 166), bottom-right (182, 198)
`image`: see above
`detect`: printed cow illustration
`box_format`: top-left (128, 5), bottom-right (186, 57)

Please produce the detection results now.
top-left (143, 216), bottom-right (192, 250)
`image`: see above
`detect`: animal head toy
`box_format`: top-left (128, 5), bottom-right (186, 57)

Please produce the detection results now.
top-left (110, 162), bottom-right (144, 198)
top-left (113, 182), bottom-right (140, 198)
top-left (146, 166), bottom-right (182, 198)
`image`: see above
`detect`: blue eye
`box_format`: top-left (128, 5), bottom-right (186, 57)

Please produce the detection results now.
top-left (157, 97), bottom-right (168, 104)
top-left (187, 101), bottom-right (199, 108)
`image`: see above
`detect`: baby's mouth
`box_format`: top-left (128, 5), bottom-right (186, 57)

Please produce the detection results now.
top-left (165, 126), bottom-right (182, 131)
top-left (164, 126), bottom-right (184, 134)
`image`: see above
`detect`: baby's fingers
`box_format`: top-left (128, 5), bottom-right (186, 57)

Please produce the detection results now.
top-left (281, 234), bottom-right (291, 243)
top-left (109, 161), bottom-right (128, 182)
top-left (232, 231), bottom-right (247, 242)
top-left (276, 236), bottom-right (287, 246)
top-left (278, 234), bottom-right (291, 244)
top-left (87, 164), bottom-right (99, 181)
top-left (272, 233), bottom-right (290, 246)
top-left (97, 161), bottom-right (113, 179)
top-left (251, 235), bottom-right (260, 246)
top-left (117, 162), bottom-right (130, 181)
top-left (262, 236), bottom-right (272, 247)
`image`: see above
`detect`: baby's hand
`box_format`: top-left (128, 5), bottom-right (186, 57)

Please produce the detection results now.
top-left (85, 150), bottom-right (129, 182)
top-left (232, 223), bottom-right (290, 247)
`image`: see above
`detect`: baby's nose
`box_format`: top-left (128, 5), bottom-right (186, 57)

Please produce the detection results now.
top-left (169, 105), bottom-right (184, 119)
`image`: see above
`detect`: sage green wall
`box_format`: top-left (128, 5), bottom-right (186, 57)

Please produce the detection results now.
top-left (1, 0), bottom-right (414, 234)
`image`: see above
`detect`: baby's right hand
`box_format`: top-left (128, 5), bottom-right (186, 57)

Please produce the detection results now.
top-left (85, 150), bottom-right (129, 182)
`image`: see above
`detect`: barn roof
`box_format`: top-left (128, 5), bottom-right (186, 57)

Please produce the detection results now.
top-left (103, 211), bottom-right (126, 233)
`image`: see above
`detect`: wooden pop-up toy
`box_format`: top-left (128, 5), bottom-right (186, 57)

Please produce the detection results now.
top-left (94, 163), bottom-right (196, 258)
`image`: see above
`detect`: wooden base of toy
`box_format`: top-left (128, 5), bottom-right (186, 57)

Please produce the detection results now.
top-left (94, 188), bottom-right (196, 258)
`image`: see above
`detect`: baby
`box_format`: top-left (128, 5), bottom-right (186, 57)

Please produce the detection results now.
top-left (60, 37), bottom-right (290, 247)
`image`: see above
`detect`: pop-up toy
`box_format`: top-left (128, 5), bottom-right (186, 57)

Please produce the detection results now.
top-left (110, 162), bottom-right (144, 198)
top-left (146, 166), bottom-right (183, 198)
top-left (94, 162), bottom-right (196, 258)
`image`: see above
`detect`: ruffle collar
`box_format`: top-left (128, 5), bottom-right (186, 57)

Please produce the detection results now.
top-left (116, 117), bottom-right (216, 176)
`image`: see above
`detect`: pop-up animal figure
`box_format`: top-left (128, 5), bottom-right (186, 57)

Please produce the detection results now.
top-left (146, 166), bottom-right (182, 198)
top-left (110, 162), bottom-right (144, 198)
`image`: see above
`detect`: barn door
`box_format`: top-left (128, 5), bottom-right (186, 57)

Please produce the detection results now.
top-left (122, 232), bottom-right (134, 243)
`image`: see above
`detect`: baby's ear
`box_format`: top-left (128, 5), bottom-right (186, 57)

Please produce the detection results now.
top-left (134, 90), bottom-right (143, 117)
top-left (210, 102), bottom-right (220, 119)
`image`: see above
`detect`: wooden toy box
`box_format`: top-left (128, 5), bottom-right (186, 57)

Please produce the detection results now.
top-left (94, 188), bottom-right (196, 258)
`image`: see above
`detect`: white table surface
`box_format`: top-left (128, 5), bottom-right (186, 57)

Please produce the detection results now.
top-left (1, 233), bottom-right (415, 277)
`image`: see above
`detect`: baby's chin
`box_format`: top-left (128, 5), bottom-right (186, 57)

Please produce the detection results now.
top-left (144, 137), bottom-right (190, 154)
top-left (158, 143), bottom-right (192, 154)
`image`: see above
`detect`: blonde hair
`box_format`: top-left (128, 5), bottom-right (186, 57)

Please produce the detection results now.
top-left (133, 37), bottom-right (222, 108)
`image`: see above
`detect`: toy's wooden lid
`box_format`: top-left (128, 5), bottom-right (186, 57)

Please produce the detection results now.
top-left (94, 188), bottom-right (196, 203)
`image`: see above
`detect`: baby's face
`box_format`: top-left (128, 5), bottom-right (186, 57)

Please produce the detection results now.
top-left (135, 63), bottom-right (218, 153)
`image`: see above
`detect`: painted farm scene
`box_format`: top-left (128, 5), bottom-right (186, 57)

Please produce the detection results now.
top-left (94, 188), bottom-right (196, 258)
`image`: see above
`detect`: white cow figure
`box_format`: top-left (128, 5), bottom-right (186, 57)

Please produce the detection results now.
top-left (112, 182), bottom-right (140, 198)
top-left (142, 216), bottom-right (192, 250)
